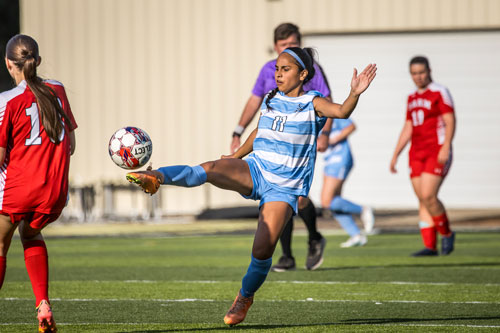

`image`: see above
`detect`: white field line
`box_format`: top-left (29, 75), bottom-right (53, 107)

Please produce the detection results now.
top-left (2, 297), bottom-right (499, 305)
top-left (1, 322), bottom-right (500, 328)
top-left (118, 279), bottom-right (500, 287)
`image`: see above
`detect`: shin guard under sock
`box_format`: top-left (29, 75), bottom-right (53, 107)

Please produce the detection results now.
top-left (157, 165), bottom-right (207, 187)
top-left (240, 255), bottom-right (272, 298)
top-left (24, 240), bottom-right (49, 305)
top-left (330, 196), bottom-right (362, 215)
top-left (298, 200), bottom-right (322, 242)
top-left (432, 213), bottom-right (451, 236)
top-left (334, 212), bottom-right (361, 237)
top-left (419, 221), bottom-right (437, 250)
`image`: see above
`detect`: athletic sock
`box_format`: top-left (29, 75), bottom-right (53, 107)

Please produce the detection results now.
top-left (0, 256), bottom-right (6, 289)
top-left (157, 165), bottom-right (207, 187)
top-left (279, 218), bottom-right (293, 258)
top-left (298, 200), bottom-right (322, 242)
top-left (432, 213), bottom-right (452, 236)
top-left (240, 255), bottom-right (272, 298)
top-left (329, 196), bottom-right (363, 215)
top-left (333, 212), bottom-right (360, 237)
top-left (23, 240), bottom-right (49, 306)
top-left (419, 221), bottom-right (437, 250)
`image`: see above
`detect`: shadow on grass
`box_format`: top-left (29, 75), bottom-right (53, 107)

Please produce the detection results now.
top-left (342, 314), bottom-right (500, 324)
top-left (316, 261), bottom-right (500, 271)
top-left (119, 322), bottom-right (338, 332)
top-left (119, 314), bottom-right (500, 332)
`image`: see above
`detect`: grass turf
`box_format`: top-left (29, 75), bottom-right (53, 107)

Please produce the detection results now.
top-left (1, 232), bottom-right (499, 332)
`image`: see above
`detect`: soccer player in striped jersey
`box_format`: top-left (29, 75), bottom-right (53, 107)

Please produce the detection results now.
top-left (0, 34), bottom-right (77, 332)
top-left (231, 23), bottom-right (334, 272)
top-left (127, 47), bottom-right (376, 326)
top-left (390, 55), bottom-right (456, 257)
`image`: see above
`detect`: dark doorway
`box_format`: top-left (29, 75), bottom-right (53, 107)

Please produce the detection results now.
top-left (0, 0), bottom-right (20, 91)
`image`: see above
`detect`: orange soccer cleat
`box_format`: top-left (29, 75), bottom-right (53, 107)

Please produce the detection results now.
top-left (126, 169), bottom-right (163, 195)
top-left (224, 291), bottom-right (254, 326)
top-left (36, 299), bottom-right (57, 333)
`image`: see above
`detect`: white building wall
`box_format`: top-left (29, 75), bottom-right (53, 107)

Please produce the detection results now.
top-left (306, 31), bottom-right (500, 208)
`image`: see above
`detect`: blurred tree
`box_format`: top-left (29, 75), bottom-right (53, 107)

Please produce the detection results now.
top-left (0, 0), bottom-right (19, 91)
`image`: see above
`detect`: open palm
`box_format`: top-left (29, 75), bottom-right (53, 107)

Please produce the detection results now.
top-left (351, 64), bottom-right (377, 95)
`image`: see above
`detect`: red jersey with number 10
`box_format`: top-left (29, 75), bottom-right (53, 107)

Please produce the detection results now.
top-left (406, 82), bottom-right (454, 157)
top-left (0, 80), bottom-right (77, 214)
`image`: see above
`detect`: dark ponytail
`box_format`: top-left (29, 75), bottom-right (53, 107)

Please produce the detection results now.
top-left (6, 34), bottom-right (72, 144)
top-left (302, 48), bottom-right (316, 84)
top-left (265, 87), bottom-right (279, 111)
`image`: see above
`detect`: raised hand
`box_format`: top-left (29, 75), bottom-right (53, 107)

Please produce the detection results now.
top-left (351, 64), bottom-right (377, 96)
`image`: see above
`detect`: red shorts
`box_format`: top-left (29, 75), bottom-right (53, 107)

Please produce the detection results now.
top-left (409, 151), bottom-right (452, 178)
top-left (0, 211), bottom-right (61, 229)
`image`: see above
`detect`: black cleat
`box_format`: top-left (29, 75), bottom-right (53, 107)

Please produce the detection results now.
top-left (411, 248), bottom-right (438, 257)
top-left (271, 256), bottom-right (296, 272)
top-left (441, 232), bottom-right (455, 255)
top-left (306, 237), bottom-right (326, 270)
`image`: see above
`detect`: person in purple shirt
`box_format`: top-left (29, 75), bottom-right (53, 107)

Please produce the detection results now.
top-left (230, 23), bottom-right (333, 272)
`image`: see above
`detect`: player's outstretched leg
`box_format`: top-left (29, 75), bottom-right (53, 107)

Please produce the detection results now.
top-left (127, 165), bottom-right (207, 195)
top-left (36, 299), bottom-right (57, 333)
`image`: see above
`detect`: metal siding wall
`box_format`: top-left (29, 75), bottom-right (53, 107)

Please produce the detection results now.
top-left (266, 0), bottom-right (500, 32)
top-left (19, 0), bottom-right (500, 215)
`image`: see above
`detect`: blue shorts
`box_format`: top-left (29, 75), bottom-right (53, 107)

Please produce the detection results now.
top-left (242, 157), bottom-right (298, 214)
top-left (324, 154), bottom-right (353, 180)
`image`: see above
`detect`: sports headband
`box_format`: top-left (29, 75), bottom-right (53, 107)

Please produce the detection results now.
top-left (282, 49), bottom-right (306, 70)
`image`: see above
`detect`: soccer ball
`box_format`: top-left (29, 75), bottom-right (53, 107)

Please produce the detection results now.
top-left (108, 126), bottom-right (153, 169)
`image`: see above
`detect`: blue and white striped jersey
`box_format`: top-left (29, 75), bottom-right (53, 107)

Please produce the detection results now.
top-left (247, 90), bottom-right (326, 196)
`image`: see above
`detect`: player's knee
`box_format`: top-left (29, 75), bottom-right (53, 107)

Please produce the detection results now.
top-left (200, 160), bottom-right (217, 174)
top-left (252, 246), bottom-right (274, 260)
top-left (420, 193), bottom-right (438, 207)
top-left (297, 196), bottom-right (310, 210)
top-left (329, 196), bottom-right (342, 211)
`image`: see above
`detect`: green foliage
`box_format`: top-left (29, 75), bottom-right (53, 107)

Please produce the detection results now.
top-left (1, 233), bottom-right (499, 332)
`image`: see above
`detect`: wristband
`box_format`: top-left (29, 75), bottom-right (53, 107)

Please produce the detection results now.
top-left (232, 125), bottom-right (244, 137)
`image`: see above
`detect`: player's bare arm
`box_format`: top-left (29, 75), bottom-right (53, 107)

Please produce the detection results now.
top-left (0, 147), bottom-right (5, 165)
top-left (230, 95), bottom-right (263, 153)
top-left (233, 127), bottom-right (257, 159)
top-left (438, 112), bottom-right (456, 165)
top-left (69, 131), bottom-right (76, 156)
top-left (390, 120), bottom-right (413, 173)
top-left (329, 123), bottom-right (356, 145)
top-left (316, 97), bottom-right (333, 152)
top-left (223, 127), bottom-right (258, 160)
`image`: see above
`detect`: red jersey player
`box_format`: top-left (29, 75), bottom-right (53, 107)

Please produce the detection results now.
top-left (390, 56), bottom-right (456, 257)
top-left (0, 34), bottom-right (77, 332)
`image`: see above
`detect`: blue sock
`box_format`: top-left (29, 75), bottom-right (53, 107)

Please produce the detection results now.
top-left (330, 196), bottom-right (362, 215)
top-left (333, 212), bottom-right (360, 237)
top-left (240, 255), bottom-right (272, 298)
top-left (157, 165), bottom-right (207, 187)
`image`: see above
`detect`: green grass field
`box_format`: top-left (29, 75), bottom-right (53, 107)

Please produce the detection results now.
top-left (1, 231), bottom-right (499, 332)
